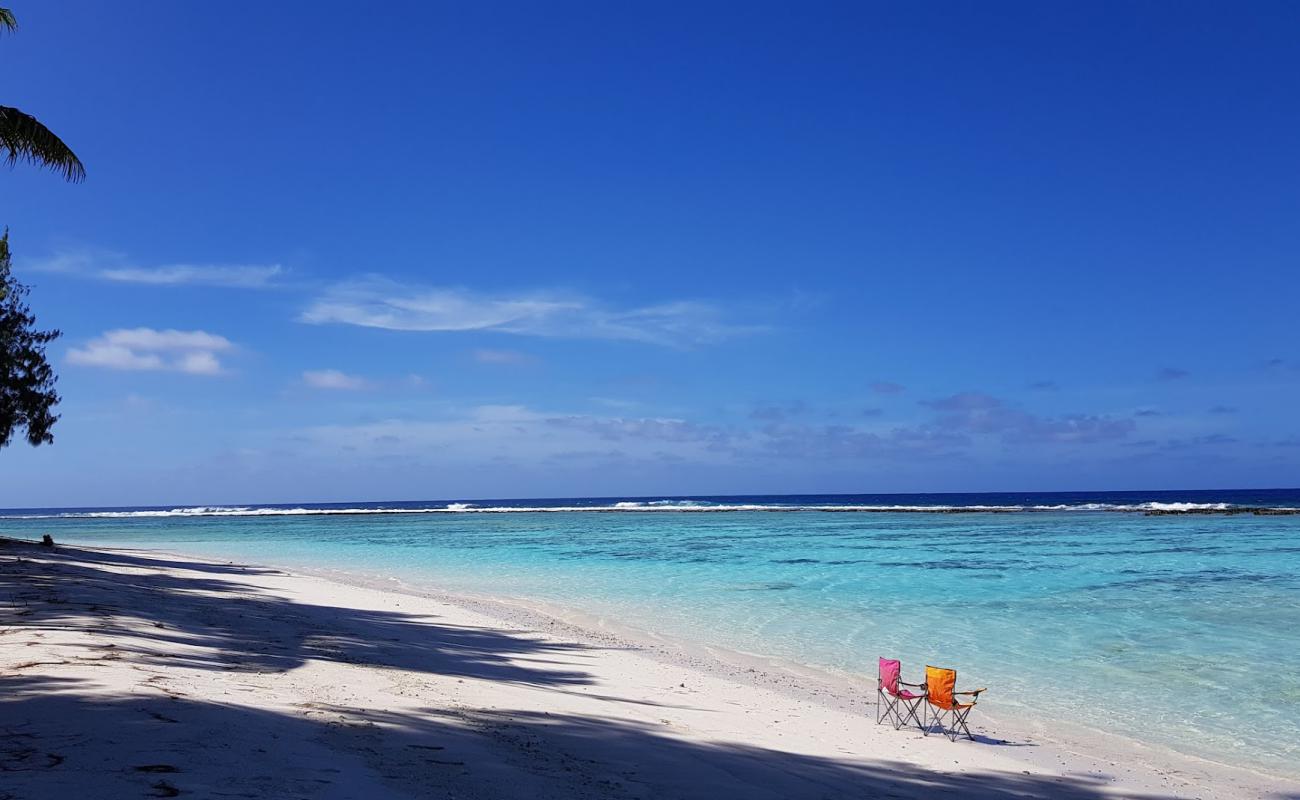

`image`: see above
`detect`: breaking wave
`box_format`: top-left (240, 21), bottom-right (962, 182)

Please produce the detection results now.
top-left (1, 500), bottom-right (1292, 520)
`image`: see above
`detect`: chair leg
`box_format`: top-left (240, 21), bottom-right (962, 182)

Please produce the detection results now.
top-left (933, 708), bottom-right (956, 740)
top-left (878, 689), bottom-right (896, 726)
top-left (922, 707), bottom-right (937, 736)
top-left (954, 707), bottom-right (974, 740)
top-left (900, 700), bottom-right (924, 731)
top-left (880, 693), bottom-right (902, 728)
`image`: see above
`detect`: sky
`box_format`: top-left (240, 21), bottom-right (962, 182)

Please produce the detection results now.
top-left (1, 1), bottom-right (1298, 507)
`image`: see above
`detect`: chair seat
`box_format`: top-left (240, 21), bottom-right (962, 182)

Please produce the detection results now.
top-left (929, 700), bottom-right (974, 710)
top-left (897, 690), bottom-right (922, 700)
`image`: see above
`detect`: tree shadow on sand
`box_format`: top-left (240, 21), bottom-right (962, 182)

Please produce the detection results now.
top-left (0, 672), bottom-right (1202, 800)
top-left (0, 539), bottom-right (594, 686)
top-left (43, 545), bottom-right (287, 576)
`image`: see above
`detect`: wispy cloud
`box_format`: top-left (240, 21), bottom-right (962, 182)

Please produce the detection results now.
top-left (67, 328), bottom-right (233, 375)
top-left (472, 348), bottom-right (536, 365)
top-left (870, 381), bottom-right (906, 395)
top-left (302, 369), bottom-right (369, 390)
top-left (547, 414), bottom-right (739, 451)
top-left (1158, 367), bottom-right (1190, 381)
top-left (300, 277), bottom-right (756, 347)
top-left (1155, 433), bottom-right (1238, 451)
top-left (1208, 405), bottom-right (1238, 415)
top-left (752, 419), bottom-right (966, 462)
top-left (921, 392), bottom-right (1136, 444)
top-left (284, 386), bottom-right (1148, 475)
top-left (101, 264), bottom-right (282, 288)
top-left (1262, 358), bottom-right (1300, 375)
top-left (292, 406), bottom-right (747, 466)
top-left (749, 401), bottom-right (808, 422)
top-left (26, 249), bottom-right (283, 288)
top-left (922, 392), bottom-right (1001, 413)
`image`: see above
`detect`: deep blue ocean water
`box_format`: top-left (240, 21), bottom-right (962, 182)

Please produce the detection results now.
top-left (3, 489), bottom-right (1298, 776)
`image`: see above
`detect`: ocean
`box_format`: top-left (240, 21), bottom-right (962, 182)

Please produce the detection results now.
top-left (3, 489), bottom-right (1297, 777)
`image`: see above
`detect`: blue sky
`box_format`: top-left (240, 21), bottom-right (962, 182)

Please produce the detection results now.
top-left (2, 1), bottom-right (1298, 506)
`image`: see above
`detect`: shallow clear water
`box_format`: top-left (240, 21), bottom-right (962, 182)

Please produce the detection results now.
top-left (3, 500), bottom-right (1297, 776)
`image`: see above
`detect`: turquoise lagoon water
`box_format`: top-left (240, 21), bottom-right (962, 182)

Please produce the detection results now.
top-left (2, 495), bottom-right (1297, 777)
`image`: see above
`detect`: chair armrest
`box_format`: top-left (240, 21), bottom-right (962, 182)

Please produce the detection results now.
top-left (899, 681), bottom-right (926, 688)
top-left (954, 688), bottom-right (987, 696)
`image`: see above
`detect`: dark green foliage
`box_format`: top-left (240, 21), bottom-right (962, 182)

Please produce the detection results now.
top-left (0, 6), bottom-right (74, 449)
top-left (0, 231), bottom-right (61, 448)
top-left (0, 105), bottom-right (86, 183)
top-left (0, 7), bottom-right (85, 182)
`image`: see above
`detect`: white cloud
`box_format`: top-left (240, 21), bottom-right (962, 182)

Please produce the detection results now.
top-left (178, 351), bottom-right (223, 374)
top-left (67, 328), bottom-right (234, 375)
top-left (22, 250), bottom-right (98, 275)
top-left (300, 277), bottom-right (755, 347)
top-left (472, 348), bottom-right (534, 365)
top-left (24, 248), bottom-right (283, 288)
top-left (100, 264), bottom-right (283, 288)
top-left (302, 369), bottom-right (369, 390)
top-left (293, 405), bottom-right (739, 465)
top-left (275, 390), bottom-right (1148, 480)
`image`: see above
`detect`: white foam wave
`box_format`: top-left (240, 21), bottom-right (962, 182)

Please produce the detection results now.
top-left (615, 500), bottom-right (722, 509)
top-left (2, 500), bottom-right (1288, 520)
top-left (1134, 502), bottom-right (1230, 512)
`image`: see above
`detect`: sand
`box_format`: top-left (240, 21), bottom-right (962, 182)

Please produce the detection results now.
top-left (1, 539), bottom-right (1293, 799)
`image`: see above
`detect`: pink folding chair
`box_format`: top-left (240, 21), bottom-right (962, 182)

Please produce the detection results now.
top-left (877, 657), bottom-right (926, 730)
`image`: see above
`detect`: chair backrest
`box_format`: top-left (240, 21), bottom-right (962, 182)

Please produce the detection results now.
top-left (926, 665), bottom-right (956, 709)
top-left (879, 657), bottom-right (901, 696)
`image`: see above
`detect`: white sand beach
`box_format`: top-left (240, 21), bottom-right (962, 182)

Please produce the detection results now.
top-left (1, 538), bottom-right (1292, 800)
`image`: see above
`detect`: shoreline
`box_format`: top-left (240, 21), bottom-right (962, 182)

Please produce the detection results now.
top-left (3, 538), bottom-right (1295, 799)
top-left (297, 560), bottom-right (1298, 792)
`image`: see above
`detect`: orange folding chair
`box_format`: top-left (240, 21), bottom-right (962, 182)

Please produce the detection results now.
top-left (923, 665), bottom-right (987, 741)
top-left (877, 657), bottom-right (926, 730)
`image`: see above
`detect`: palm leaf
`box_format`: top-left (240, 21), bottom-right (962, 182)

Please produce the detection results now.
top-left (0, 8), bottom-right (16, 33)
top-left (0, 105), bottom-right (85, 183)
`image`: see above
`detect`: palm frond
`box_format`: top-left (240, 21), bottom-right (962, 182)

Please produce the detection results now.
top-left (0, 105), bottom-right (85, 183)
top-left (0, 8), bottom-right (16, 33)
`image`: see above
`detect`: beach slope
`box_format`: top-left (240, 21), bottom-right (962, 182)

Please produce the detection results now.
top-left (0, 540), bottom-right (1286, 799)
